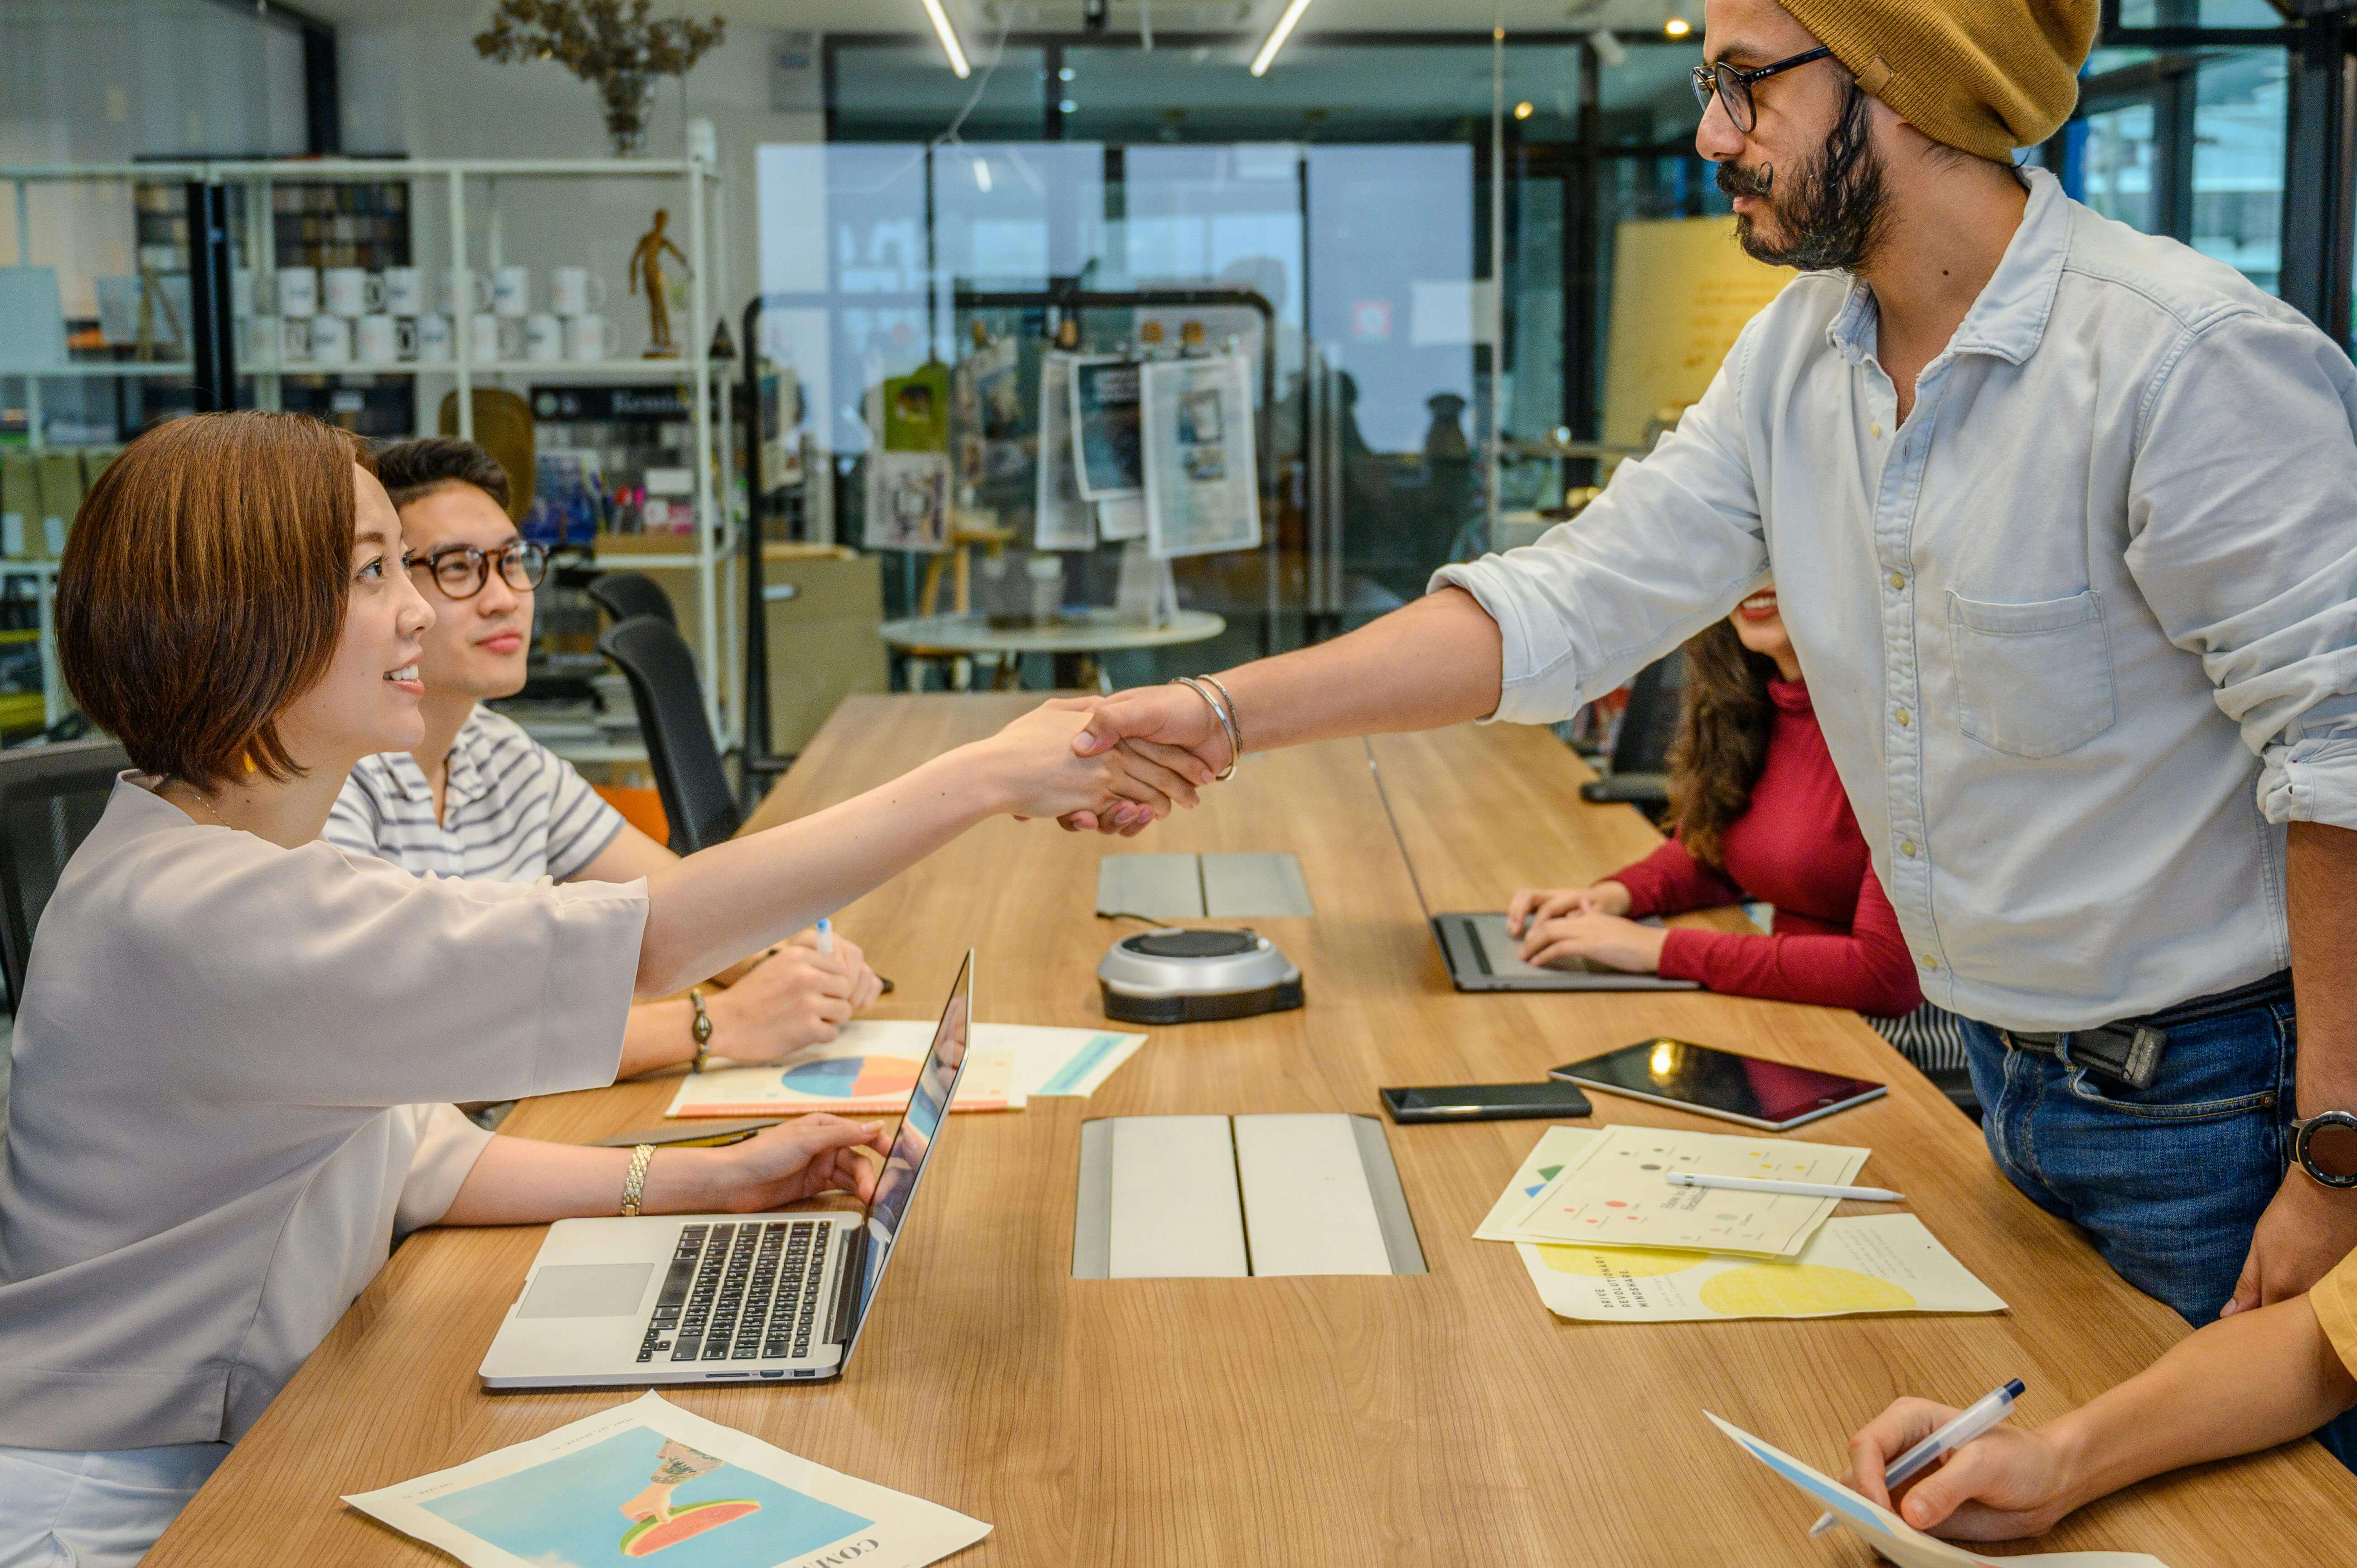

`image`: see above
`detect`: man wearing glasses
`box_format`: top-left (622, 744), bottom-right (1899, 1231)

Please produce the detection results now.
top-left (1061, 0), bottom-right (2357, 1458)
top-left (325, 438), bottom-right (883, 1076)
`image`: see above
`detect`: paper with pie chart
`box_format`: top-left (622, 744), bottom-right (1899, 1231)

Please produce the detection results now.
top-left (1516, 1214), bottom-right (2006, 1322)
top-left (665, 1034), bottom-right (1017, 1118)
top-left (1500, 1123), bottom-right (1870, 1257)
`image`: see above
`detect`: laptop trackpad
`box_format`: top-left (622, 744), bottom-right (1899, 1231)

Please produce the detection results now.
top-left (516, 1263), bottom-right (653, 1318)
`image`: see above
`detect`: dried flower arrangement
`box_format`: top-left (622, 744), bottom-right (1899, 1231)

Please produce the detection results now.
top-left (474, 0), bottom-right (725, 155)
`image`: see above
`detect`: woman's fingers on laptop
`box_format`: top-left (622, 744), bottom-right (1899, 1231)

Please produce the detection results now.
top-left (726, 1115), bottom-right (893, 1207)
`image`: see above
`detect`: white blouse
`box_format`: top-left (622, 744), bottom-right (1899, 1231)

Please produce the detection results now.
top-left (0, 777), bottom-right (647, 1449)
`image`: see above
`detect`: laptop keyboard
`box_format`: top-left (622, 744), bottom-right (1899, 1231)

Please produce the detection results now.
top-left (637, 1220), bottom-right (833, 1366)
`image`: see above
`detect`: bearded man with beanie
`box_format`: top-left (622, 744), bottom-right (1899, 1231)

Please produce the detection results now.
top-left (1060, 0), bottom-right (2357, 1467)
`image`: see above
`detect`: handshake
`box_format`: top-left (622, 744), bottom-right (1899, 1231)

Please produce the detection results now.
top-left (970, 683), bottom-right (1243, 837)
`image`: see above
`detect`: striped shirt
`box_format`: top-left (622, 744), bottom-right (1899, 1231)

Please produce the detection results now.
top-left (325, 709), bottom-right (626, 883)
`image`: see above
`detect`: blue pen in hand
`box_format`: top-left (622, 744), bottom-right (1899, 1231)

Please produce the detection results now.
top-left (1810, 1378), bottom-right (2026, 1538)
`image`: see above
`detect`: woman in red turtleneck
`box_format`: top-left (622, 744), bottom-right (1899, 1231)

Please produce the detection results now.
top-left (1508, 583), bottom-right (1960, 1068)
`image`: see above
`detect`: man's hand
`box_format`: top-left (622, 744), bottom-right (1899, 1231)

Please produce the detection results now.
top-left (1047, 691), bottom-right (1227, 834)
top-left (1517, 909), bottom-right (1669, 973)
top-left (2224, 1168), bottom-right (2357, 1315)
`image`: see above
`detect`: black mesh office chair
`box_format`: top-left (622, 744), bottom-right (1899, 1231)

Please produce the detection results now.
top-left (587, 571), bottom-right (678, 629)
top-left (1580, 650), bottom-right (1683, 821)
top-left (597, 615), bottom-right (741, 854)
top-left (0, 736), bottom-right (130, 1009)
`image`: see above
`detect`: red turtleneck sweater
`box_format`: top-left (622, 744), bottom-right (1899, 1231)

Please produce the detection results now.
top-left (1605, 678), bottom-right (1922, 1017)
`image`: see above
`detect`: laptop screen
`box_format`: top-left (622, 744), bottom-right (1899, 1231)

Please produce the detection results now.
top-left (843, 950), bottom-right (972, 1362)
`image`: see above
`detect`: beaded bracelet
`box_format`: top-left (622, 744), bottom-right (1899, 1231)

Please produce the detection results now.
top-left (621, 1143), bottom-right (655, 1218)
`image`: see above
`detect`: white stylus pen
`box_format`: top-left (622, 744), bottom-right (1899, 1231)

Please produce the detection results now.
top-left (1809, 1378), bottom-right (2027, 1537)
top-left (1664, 1171), bottom-right (1904, 1202)
top-left (815, 916), bottom-right (834, 955)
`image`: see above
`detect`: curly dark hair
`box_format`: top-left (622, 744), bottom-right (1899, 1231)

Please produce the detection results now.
top-left (1665, 617), bottom-right (1784, 870)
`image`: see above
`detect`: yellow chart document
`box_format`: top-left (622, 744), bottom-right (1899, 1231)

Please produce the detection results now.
top-left (1503, 1123), bottom-right (1869, 1258)
top-left (1517, 1215), bottom-right (2006, 1323)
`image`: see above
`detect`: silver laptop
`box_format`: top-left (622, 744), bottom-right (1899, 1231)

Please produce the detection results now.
top-left (479, 952), bottom-right (974, 1389)
top-left (1364, 741), bottom-right (1697, 994)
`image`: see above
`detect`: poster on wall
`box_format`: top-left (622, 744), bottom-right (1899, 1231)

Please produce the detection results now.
top-left (953, 330), bottom-right (1027, 487)
top-left (1033, 352), bottom-right (1095, 550)
top-left (864, 362), bottom-right (952, 552)
top-left (1069, 358), bottom-right (1144, 502)
top-left (1140, 353), bottom-right (1261, 560)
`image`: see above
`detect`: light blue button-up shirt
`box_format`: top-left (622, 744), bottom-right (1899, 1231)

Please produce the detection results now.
top-left (1435, 169), bottom-right (2357, 1032)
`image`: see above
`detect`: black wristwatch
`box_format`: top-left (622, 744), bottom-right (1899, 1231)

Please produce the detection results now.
top-left (2291, 1111), bottom-right (2357, 1189)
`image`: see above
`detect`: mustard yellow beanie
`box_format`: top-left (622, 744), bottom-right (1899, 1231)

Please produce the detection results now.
top-left (1779, 0), bottom-right (2100, 162)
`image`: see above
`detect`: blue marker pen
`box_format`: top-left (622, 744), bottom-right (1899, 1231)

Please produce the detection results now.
top-left (1811, 1378), bottom-right (2025, 1538)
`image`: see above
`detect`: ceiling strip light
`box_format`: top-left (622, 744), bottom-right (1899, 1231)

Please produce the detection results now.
top-left (920, 0), bottom-right (972, 77)
top-left (1250, 0), bottom-right (1316, 77)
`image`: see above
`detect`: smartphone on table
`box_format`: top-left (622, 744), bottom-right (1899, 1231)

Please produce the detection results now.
top-left (1380, 1081), bottom-right (1594, 1124)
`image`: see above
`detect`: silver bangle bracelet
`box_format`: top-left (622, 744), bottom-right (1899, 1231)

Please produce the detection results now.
top-left (1172, 677), bottom-right (1241, 781)
top-left (1198, 674), bottom-right (1243, 757)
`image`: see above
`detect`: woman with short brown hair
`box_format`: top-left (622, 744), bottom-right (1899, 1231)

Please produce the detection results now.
top-left (0, 411), bottom-right (1181, 1565)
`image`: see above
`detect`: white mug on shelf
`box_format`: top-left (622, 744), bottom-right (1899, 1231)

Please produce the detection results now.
top-left (467, 311), bottom-right (519, 362)
top-left (276, 266), bottom-right (319, 318)
top-left (438, 268), bottom-right (490, 317)
top-left (239, 315), bottom-right (280, 363)
top-left (280, 316), bottom-right (313, 364)
top-left (381, 266), bottom-right (425, 317)
top-left (355, 314), bottom-right (410, 366)
top-left (563, 313), bottom-right (619, 362)
top-left (492, 265), bottom-right (531, 318)
top-left (523, 312), bottom-right (565, 363)
top-left (549, 266), bottom-right (606, 316)
top-left (322, 267), bottom-right (381, 319)
top-left (412, 313), bottom-right (453, 361)
top-left (310, 314), bottom-right (353, 367)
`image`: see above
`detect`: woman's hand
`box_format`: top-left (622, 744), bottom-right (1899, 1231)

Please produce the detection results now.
top-left (706, 936), bottom-right (883, 1061)
top-left (1507, 881), bottom-right (1634, 935)
top-left (1517, 907), bottom-right (1667, 972)
top-left (1844, 1399), bottom-right (2084, 1541)
top-left (703, 1115), bottom-right (893, 1213)
top-left (967, 702), bottom-right (1202, 828)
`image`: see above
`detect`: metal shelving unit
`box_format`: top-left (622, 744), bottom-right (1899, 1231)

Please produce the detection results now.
top-left (1, 155), bottom-right (738, 741)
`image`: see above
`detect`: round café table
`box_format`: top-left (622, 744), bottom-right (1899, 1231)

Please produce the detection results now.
top-left (878, 609), bottom-right (1227, 692)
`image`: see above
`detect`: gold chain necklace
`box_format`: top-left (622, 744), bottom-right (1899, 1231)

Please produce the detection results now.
top-left (169, 779), bottom-right (232, 828)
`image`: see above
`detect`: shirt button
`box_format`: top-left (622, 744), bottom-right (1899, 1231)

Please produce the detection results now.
top-left (1901, 840), bottom-right (1918, 857)
top-left (1919, 953), bottom-right (1940, 970)
top-left (1887, 571), bottom-right (1905, 590)
top-left (1895, 707), bottom-right (1911, 727)
top-left (1870, 421), bottom-right (1884, 439)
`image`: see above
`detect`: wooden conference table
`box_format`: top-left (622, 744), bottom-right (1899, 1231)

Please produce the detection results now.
top-left (151, 694), bottom-right (2357, 1566)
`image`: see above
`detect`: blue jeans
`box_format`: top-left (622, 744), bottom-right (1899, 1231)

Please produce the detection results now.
top-left (1959, 998), bottom-right (2357, 1470)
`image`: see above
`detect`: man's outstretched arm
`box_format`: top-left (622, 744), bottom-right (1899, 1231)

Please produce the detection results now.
top-left (1059, 587), bottom-right (1503, 831)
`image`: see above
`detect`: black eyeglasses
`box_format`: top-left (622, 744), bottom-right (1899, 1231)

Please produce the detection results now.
top-left (1691, 45), bottom-right (1833, 134)
top-left (406, 541), bottom-right (548, 599)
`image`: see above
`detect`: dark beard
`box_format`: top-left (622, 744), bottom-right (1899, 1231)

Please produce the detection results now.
top-left (1718, 82), bottom-right (1889, 272)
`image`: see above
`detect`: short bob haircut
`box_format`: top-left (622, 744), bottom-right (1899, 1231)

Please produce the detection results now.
top-left (57, 411), bottom-right (374, 789)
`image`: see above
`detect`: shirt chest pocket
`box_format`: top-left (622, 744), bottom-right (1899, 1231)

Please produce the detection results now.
top-left (1946, 589), bottom-right (2118, 760)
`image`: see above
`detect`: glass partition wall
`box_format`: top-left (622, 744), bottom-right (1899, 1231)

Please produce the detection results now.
top-left (759, 33), bottom-right (1725, 681)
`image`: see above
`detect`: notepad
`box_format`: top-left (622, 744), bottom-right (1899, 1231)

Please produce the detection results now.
top-left (1096, 852), bottom-right (1316, 919)
top-left (1072, 1113), bottom-right (1424, 1278)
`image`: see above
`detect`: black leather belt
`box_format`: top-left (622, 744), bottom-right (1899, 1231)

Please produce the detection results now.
top-left (1999, 971), bottom-right (2294, 1091)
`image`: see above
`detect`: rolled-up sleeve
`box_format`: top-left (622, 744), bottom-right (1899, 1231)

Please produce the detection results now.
top-left (2124, 310), bottom-right (2357, 830)
top-left (393, 1102), bottom-right (497, 1235)
top-left (1431, 322), bottom-right (1770, 725)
